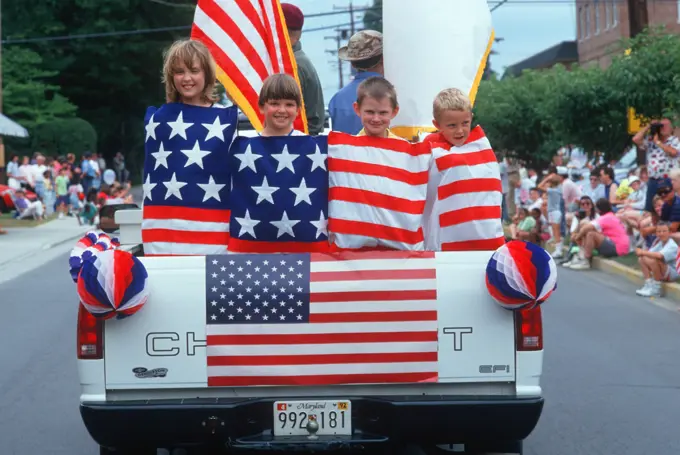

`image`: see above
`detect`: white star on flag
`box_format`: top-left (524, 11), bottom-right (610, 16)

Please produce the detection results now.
top-left (202, 116), bottom-right (231, 142)
top-left (197, 175), bottom-right (226, 202)
top-left (143, 174), bottom-right (157, 201)
top-left (167, 111), bottom-right (194, 140)
top-left (289, 177), bottom-right (316, 206)
top-left (307, 144), bottom-right (327, 171)
top-left (270, 211), bottom-right (300, 238)
top-left (235, 209), bottom-right (260, 238)
top-left (162, 172), bottom-right (188, 200)
top-left (145, 114), bottom-right (160, 142)
top-left (252, 176), bottom-right (279, 204)
top-left (180, 140), bottom-right (211, 169)
top-left (235, 145), bottom-right (262, 172)
top-left (310, 211), bottom-right (328, 239)
top-left (271, 145), bottom-right (299, 173)
top-left (151, 142), bottom-right (172, 170)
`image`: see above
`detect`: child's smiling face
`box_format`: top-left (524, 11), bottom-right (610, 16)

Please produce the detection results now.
top-left (353, 96), bottom-right (398, 138)
top-left (433, 109), bottom-right (472, 146)
top-left (173, 56), bottom-right (206, 104)
top-left (260, 98), bottom-right (299, 132)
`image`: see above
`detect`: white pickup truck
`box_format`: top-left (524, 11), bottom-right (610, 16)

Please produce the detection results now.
top-left (77, 208), bottom-right (544, 455)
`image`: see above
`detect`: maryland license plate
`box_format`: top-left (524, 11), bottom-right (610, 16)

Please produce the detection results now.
top-left (273, 400), bottom-right (351, 436)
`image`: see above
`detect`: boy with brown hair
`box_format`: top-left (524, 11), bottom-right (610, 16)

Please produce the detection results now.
top-left (353, 76), bottom-right (404, 139)
top-left (257, 73), bottom-right (306, 137)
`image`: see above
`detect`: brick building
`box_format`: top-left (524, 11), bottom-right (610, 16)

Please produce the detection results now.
top-left (577, 0), bottom-right (680, 68)
top-left (503, 41), bottom-right (578, 78)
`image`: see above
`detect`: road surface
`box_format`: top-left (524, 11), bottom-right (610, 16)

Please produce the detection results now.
top-left (2, 254), bottom-right (680, 455)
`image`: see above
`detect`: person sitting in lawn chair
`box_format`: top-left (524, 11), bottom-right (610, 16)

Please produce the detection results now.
top-left (12, 189), bottom-right (45, 221)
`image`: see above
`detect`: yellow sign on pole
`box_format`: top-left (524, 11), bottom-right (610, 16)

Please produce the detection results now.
top-left (624, 48), bottom-right (650, 134)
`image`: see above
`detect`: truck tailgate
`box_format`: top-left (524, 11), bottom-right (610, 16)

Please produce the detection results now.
top-left (103, 251), bottom-right (516, 391)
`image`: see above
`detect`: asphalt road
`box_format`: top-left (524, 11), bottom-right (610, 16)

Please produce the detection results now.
top-left (2, 254), bottom-right (680, 455)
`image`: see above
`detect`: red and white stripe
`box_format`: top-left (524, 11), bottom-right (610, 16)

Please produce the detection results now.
top-left (327, 132), bottom-right (432, 251)
top-left (191, 0), bottom-right (306, 132)
top-left (141, 206), bottom-right (230, 256)
top-left (424, 126), bottom-right (504, 251)
top-left (206, 251), bottom-right (438, 387)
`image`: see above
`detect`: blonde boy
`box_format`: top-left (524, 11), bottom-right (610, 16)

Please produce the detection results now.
top-left (422, 87), bottom-right (505, 251)
top-left (258, 74), bottom-right (306, 137)
top-left (353, 76), bottom-right (404, 139)
top-left (424, 88), bottom-right (473, 146)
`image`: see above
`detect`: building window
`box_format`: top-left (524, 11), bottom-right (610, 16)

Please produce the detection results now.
top-left (677, 0), bottom-right (680, 23)
top-left (595, 0), bottom-right (600, 34)
top-left (612, 0), bottom-right (618, 27)
top-left (604, 0), bottom-right (611, 29)
top-left (585, 3), bottom-right (591, 38)
top-left (578, 6), bottom-right (583, 40)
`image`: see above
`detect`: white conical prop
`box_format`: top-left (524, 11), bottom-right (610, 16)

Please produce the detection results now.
top-left (383, 0), bottom-right (494, 140)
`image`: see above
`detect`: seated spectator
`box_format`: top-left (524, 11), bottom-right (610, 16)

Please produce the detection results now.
top-left (582, 173), bottom-right (605, 202)
top-left (13, 189), bottom-right (44, 220)
top-left (510, 208), bottom-right (536, 241)
top-left (561, 195), bottom-right (598, 267)
top-left (654, 177), bottom-right (680, 242)
top-left (635, 222), bottom-right (679, 297)
top-left (616, 176), bottom-right (647, 219)
top-left (569, 198), bottom-right (630, 270)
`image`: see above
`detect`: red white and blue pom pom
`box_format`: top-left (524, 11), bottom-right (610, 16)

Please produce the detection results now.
top-left (486, 240), bottom-right (557, 310)
top-left (69, 230), bottom-right (118, 282)
top-left (77, 249), bottom-right (149, 320)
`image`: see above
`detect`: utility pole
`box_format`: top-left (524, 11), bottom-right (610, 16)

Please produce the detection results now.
top-left (0, 0), bottom-right (6, 179)
top-left (627, 0), bottom-right (649, 38)
top-left (325, 35), bottom-right (344, 89)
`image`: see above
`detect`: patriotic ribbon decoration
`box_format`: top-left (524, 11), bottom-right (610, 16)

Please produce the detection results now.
top-left (69, 230), bottom-right (120, 282)
top-left (77, 249), bottom-right (150, 320)
top-left (485, 240), bottom-right (557, 310)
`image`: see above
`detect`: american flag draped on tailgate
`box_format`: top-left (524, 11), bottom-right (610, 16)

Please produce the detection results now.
top-left (423, 126), bottom-right (504, 251)
top-left (228, 136), bottom-right (330, 253)
top-left (191, 0), bottom-right (307, 133)
top-left (327, 132), bottom-right (432, 251)
top-left (205, 251), bottom-right (438, 387)
top-left (142, 104), bottom-right (237, 256)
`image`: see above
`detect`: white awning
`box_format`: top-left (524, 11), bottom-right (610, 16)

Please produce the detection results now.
top-left (0, 114), bottom-right (28, 138)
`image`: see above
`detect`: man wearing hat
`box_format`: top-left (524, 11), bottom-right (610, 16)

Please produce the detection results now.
top-left (281, 3), bottom-right (326, 136)
top-left (328, 30), bottom-right (384, 135)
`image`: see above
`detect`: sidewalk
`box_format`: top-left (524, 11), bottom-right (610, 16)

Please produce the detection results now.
top-left (0, 217), bottom-right (92, 267)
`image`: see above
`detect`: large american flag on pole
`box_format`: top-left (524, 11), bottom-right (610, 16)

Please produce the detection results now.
top-left (423, 126), bottom-right (505, 251)
top-left (205, 251), bottom-right (439, 387)
top-left (141, 103), bottom-right (237, 256)
top-left (191, 0), bottom-right (307, 134)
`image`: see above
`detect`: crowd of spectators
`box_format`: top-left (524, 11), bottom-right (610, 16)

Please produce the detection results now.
top-left (507, 118), bottom-right (680, 298)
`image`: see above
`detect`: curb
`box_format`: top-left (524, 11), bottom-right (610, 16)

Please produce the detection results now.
top-left (0, 226), bottom-right (89, 269)
top-left (591, 257), bottom-right (680, 302)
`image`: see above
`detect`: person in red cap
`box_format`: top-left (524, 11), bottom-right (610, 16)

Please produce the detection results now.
top-left (281, 3), bottom-right (325, 135)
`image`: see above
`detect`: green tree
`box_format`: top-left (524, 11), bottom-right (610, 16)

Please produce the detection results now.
top-left (608, 27), bottom-right (680, 121)
top-left (3, 47), bottom-right (77, 130)
top-left (474, 69), bottom-right (560, 167)
top-left (363, 0), bottom-right (383, 32)
top-left (3, 0), bottom-right (194, 172)
top-left (548, 65), bottom-right (629, 160)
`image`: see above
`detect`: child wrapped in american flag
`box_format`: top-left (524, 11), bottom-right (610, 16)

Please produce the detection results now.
top-left (422, 88), bottom-right (505, 252)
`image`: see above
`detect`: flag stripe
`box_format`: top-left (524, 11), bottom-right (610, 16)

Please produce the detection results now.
top-left (227, 237), bottom-right (331, 253)
top-left (142, 219), bottom-right (229, 233)
top-left (208, 372), bottom-right (436, 387)
top-left (440, 206), bottom-right (502, 227)
top-left (328, 133), bottom-right (432, 156)
top-left (207, 340), bottom-right (437, 356)
top-left (310, 268), bottom-right (436, 282)
top-left (329, 187), bottom-right (426, 215)
top-left (330, 200), bottom-right (424, 233)
top-left (257, 0), bottom-right (280, 72)
top-left (309, 310), bottom-right (437, 323)
top-left (145, 242), bottom-right (228, 256)
top-left (330, 171), bottom-right (427, 201)
top-left (142, 228), bottom-right (229, 245)
top-left (208, 351), bottom-right (438, 366)
top-left (234, 0), bottom-right (273, 65)
top-left (442, 237), bottom-right (505, 251)
top-left (143, 206), bottom-right (230, 222)
top-left (310, 251), bottom-right (435, 262)
top-left (439, 178), bottom-right (502, 199)
top-left (310, 289), bottom-right (436, 303)
top-left (328, 218), bottom-right (425, 245)
top-left (436, 148), bottom-right (496, 170)
top-left (207, 327), bottom-right (437, 343)
top-left (208, 361), bottom-right (436, 377)
top-left (329, 158), bottom-right (429, 186)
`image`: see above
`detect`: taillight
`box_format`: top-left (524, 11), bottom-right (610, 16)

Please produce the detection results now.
top-left (515, 306), bottom-right (543, 351)
top-left (77, 303), bottom-right (103, 359)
